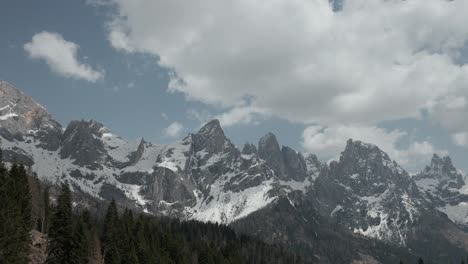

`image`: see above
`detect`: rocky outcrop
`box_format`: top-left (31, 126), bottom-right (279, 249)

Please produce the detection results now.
top-left (127, 138), bottom-right (145, 166)
top-left (60, 120), bottom-right (107, 168)
top-left (414, 154), bottom-right (468, 225)
top-left (313, 139), bottom-right (425, 245)
top-left (29, 230), bottom-right (47, 264)
top-left (258, 133), bottom-right (285, 176)
top-left (415, 154), bottom-right (465, 190)
top-left (0, 80), bottom-right (62, 151)
top-left (258, 132), bottom-right (308, 181)
top-left (242, 143), bottom-right (257, 155)
top-left (305, 154), bottom-right (324, 180)
top-left (282, 146), bottom-right (307, 181)
top-left (193, 119), bottom-right (229, 155)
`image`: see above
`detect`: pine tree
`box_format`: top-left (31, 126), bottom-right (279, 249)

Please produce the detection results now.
top-left (75, 212), bottom-right (91, 264)
top-left (46, 182), bottom-right (77, 264)
top-left (418, 257), bottom-right (424, 264)
top-left (0, 160), bottom-right (32, 264)
top-left (42, 186), bottom-right (50, 233)
top-left (17, 164), bottom-right (32, 235)
top-left (102, 199), bottom-right (121, 264)
top-left (0, 148), bottom-right (9, 263)
top-left (120, 209), bottom-right (139, 264)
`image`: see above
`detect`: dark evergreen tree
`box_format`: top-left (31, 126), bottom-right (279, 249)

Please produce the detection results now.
top-left (42, 186), bottom-right (50, 233)
top-left (102, 199), bottom-right (121, 264)
top-left (74, 212), bottom-right (91, 264)
top-left (17, 164), bottom-right (32, 236)
top-left (0, 148), bottom-right (9, 263)
top-left (418, 257), bottom-right (424, 264)
top-left (104, 244), bottom-right (121, 264)
top-left (0, 159), bottom-right (32, 264)
top-left (46, 182), bottom-right (77, 264)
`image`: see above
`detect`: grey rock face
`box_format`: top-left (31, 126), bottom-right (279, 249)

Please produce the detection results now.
top-left (127, 138), bottom-right (145, 166)
top-left (191, 120), bottom-right (241, 188)
top-left (305, 154), bottom-right (324, 180)
top-left (60, 120), bottom-right (107, 168)
top-left (1, 148), bottom-right (34, 166)
top-left (145, 167), bottom-right (196, 206)
top-left (258, 133), bottom-right (308, 181)
top-left (258, 132), bottom-right (285, 177)
top-left (0, 80), bottom-right (62, 150)
top-left (413, 154), bottom-right (468, 225)
top-left (335, 139), bottom-right (412, 196)
top-left (313, 139), bottom-right (426, 245)
top-left (193, 119), bottom-right (227, 155)
top-left (242, 143), bottom-right (257, 155)
top-left (415, 154), bottom-right (465, 189)
top-left (282, 146), bottom-right (307, 181)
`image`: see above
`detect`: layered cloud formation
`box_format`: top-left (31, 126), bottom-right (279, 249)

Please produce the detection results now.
top-left (97, 0), bottom-right (468, 167)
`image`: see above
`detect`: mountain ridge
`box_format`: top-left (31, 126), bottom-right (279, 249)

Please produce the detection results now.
top-left (2, 80), bottom-right (468, 263)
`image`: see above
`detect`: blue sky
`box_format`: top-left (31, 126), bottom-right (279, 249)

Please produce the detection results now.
top-left (1, 0), bottom-right (468, 173)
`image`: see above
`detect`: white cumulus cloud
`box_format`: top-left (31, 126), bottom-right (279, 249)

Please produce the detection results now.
top-left (24, 31), bottom-right (104, 82)
top-left (164, 122), bottom-right (184, 137)
top-left (452, 132), bottom-right (468, 147)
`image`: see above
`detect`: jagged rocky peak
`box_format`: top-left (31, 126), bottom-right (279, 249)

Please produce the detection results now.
top-left (242, 143), bottom-right (257, 155)
top-left (258, 132), bottom-right (285, 176)
top-left (281, 146), bottom-right (307, 181)
top-left (340, 139), bottom-right (400, 171)
top-left (258, 132), bottom-right (280, 154)
top-left (416, 153), bottom-right (465, 189)
top-left (257, 132), bottom-right (309, 181)
top-left (194, 119), bottom-right (231, 154)
top-left (128, 138), bottom-right (145, 165)
top-left (0, 81), bottom-right (62, 150)
top-left (63, 119), bottom-right (106, 137)
top-left (305, 153), bottom-right (324, 179)
top-left (60, 119), bottom-right (107, 167)
top-left (333, 139), bottom-right (410, 193)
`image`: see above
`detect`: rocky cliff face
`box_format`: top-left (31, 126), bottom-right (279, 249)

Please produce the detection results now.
top-left (0, 80), bottom-right (61, 150)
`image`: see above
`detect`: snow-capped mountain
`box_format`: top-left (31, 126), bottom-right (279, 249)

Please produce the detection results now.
top-left (313, 139), bottom-right (431, 245)
top-left (2, 80), bottom-right (468, 262)
top-left (414, 154), bottom-right (468, 225)
top-left (0, 80), bottom-right (318, 224)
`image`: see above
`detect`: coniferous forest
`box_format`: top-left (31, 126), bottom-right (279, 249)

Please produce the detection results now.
top-left (1, 148), bottom-right (467, 264)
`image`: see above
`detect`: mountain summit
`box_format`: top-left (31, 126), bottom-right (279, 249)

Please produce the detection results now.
top-left (0, 81), bottom-right (62, 150)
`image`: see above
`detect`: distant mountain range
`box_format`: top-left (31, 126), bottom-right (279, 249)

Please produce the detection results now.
top-left (2, 79), bottom-right (468, 263)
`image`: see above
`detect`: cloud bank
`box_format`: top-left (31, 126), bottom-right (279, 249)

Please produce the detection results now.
top-left (100, 0), bottom-right (468, 168)
top-left (106, 0), bottom-right (468, 127)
